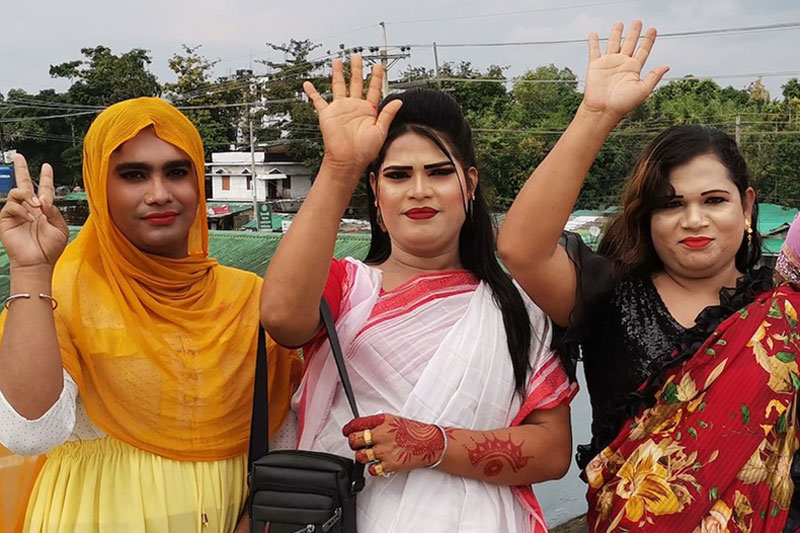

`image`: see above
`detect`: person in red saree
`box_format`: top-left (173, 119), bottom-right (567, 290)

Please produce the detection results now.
top-left (498, 19), bottom-right (800, 533)
top-left (583, 215), bottom-right (800, 532)
top-left (584, 277), bottom-right (799, 532)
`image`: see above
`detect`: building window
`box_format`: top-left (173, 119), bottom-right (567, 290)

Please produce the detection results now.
top-left (222, 176), bottom-right (230, 191)
top-left (246, 176), bottom-right (252, 190)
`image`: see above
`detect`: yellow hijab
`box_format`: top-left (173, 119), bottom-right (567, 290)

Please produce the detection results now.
top-left (0, 99), bottom-right (299, 488)
top-left (55, 97), bottom-right (299, 460)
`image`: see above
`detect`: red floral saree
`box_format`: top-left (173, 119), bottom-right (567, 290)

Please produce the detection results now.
top-left (586, 286), bottom-right (800, 532)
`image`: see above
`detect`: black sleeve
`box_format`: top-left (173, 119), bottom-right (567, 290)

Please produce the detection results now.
top-left (551, 231), bottom-right (615, 371)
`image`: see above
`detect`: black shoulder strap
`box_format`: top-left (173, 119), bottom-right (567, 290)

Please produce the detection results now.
top-left (248, 327), bottom-right (269, 470)
top-left (318, 299), bottom-right (366, 490)
top-left (249, 303), bottom-right (365, 490)
top-left (319, 299), bottom-right (360, 418)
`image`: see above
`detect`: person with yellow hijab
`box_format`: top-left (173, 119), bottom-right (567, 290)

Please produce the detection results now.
top-left (0, 97), bottom-right (302, 532)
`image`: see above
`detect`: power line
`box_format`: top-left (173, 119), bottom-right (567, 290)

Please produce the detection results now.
top-left (385, 0), bottom-right (640, 26)
top-left (397, 20), bottom-right (800, 49)
top-left (395, 70), bottom-right (800, 88)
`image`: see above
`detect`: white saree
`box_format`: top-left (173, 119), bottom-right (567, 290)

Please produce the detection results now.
top-left (293, 258), bottom-right (576, 533)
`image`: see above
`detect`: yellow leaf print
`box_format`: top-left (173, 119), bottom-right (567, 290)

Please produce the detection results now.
top-left (765, 399), bottom-right (788, 419)
top-left (747, 322), bottom-right (767, 346)
top-left (786, 299), bottom-right (798, 325)
top-left (737, 441), bottom-right (768, 484)
top-left (752, 338), bottom-right (799, 394)
top-left (704, 360), bottom-right (727, 391)
top-left (676, 373), bottom-right (698, 402)
top-left (766, 423), bottom-right (798, 510)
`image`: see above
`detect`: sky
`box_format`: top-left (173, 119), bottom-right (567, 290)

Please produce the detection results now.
top-left (2, 0), bottom-right (799, 99)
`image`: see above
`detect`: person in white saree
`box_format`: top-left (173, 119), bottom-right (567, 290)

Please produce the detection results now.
top-left (261, 56), bottom-right (577, 533)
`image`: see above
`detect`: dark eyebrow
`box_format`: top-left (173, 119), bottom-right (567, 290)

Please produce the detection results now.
top-left (115, 159), bottom-right (192, 173)
top-left (382, 165), bottom-right (413, 172)
top-left (424, 161), bottom-right (454, 170)
top-left (701, 189), bottom-right (731, 196)
top-left (115, 162), bottom-right (152, 173)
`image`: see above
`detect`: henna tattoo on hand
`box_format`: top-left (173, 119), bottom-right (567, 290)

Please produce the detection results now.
top-left (388, 418), bottom-right (447, 465)
top-left (342, 414), bottom-right (386, 436)
top-left (465, 434), bottom-right (532, 477)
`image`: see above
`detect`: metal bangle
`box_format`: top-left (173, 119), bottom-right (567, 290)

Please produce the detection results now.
top-left (38, 293), bottom-right (58, 310)
top-left (3, 293), bottom-right (30, 309)
top-left (427, 424), bottom-right (448, 469)
top-left (3, 293), bottom-right (58, 310)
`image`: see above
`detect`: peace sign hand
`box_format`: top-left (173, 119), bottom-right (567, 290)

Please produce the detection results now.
top-left (0, 154), bottom-right (69, 270)
top-left (304, 55), bottom-right (403, 186)
top-left (582, 20), bottom-right (670, 121)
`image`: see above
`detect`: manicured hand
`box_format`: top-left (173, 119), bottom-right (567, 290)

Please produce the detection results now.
top-left (0, 154), bottom-right (69, 270)
top-left (581, 20), bottom-right (670, 121)
top-left (303, 55), bottom-right (403, 187)
top-left (343, 414), bottom-right (449, 476)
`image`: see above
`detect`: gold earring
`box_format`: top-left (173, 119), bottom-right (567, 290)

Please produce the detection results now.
top-left (376, 208), bottom-right (387, 232)
top-left (745, 219), bottom-right (753, 245)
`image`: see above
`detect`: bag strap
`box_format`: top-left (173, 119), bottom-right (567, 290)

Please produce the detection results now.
top-left (248, 302), bottom-right (365, 492)
top-left (248, 326), bottom-right (269, 470)
top-left (319, 299), bottom-right (360, 418)
top-left (319, 299), bottom-right (366, 491)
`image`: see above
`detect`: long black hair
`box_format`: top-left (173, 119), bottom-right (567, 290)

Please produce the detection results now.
top-left (364, 89), bottom-right (535, 393)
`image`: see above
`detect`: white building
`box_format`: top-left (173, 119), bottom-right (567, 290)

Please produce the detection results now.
top-left (206, 152), bottom-right (312, 202)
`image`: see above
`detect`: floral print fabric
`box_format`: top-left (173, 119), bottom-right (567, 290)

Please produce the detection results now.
top-left (587, 286), bottom-right (800, 533)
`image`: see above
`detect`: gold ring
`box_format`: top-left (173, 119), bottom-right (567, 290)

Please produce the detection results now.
top-left (365, 448), bottom-right (376, 462)
top-left (363, 429), bottom-right (373, 447)
top-left (373, 462), bottom-right (384, 476)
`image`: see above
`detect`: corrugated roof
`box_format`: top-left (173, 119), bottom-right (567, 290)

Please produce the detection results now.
top-left (757, 203), bottom-right (798, 235)
top-left (0, 229), bottom-right (371, 300)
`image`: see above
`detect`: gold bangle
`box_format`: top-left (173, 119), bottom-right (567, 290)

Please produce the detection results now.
top-left (3, 293), bottom-right (58, 310)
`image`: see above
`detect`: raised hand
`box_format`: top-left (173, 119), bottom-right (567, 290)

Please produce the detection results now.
top-left (0, 154), bottom-right (69, 270)
top-left (582, 20), bottom-right (670, 121)
top-left (304, 55), bottom-right (403, 182)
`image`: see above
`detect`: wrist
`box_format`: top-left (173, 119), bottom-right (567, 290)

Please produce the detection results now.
top-left (575, 102), bottom-right (623, 132)
top-left (10, 263), bottom-right (55, 285)
top-left (320, 157), bottom-right (366, 187)
top-left (427, 424), bottom-right (449, 469)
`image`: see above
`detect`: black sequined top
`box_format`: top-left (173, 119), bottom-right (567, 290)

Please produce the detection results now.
top-left (556, 232), bottom-right (773, 470)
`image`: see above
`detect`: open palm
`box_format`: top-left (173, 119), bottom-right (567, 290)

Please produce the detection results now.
top-left (304, 56), bottom-right (402, 178)
top-left (582, 21), bottom-right (669, 120)
top-left (0, 155), bottom-right (69, 269)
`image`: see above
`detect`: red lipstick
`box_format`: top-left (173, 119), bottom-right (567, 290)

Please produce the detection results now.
top-left (405, 207), bottom-right (438, 220)
top-left (144, 211), bottom-right (178, 226)
top-left (680, 236), bottom-right (713, 249)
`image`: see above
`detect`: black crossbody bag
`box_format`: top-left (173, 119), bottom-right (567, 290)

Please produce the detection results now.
top-left (248, 301), bottom-right (365, 533)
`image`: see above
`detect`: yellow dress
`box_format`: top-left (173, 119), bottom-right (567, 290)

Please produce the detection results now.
top-left (24, 437), bottom-right (247, 533)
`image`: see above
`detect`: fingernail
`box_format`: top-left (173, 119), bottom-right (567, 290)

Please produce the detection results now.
top-left (31, 197), bottom-right (41, 207)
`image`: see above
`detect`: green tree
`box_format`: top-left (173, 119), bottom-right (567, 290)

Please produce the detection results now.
top-left (163, 45), bottom-right (251, 156)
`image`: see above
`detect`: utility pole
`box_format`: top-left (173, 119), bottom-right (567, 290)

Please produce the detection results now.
top-left (380, 22), bottom-right (389, 96)
top-left (249, 108), bottom-right (258, 230)
top-left (735, 114), bottom-right (741, 146)
top-left (359, 23), bottom-right (410, 96)
top-left (432, 42), bottom-right (441, 89)
top-left (246, 56), bottom-right (260, 231)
